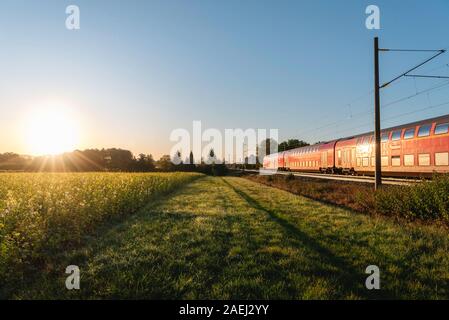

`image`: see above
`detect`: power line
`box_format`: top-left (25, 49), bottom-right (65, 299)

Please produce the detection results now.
top-left (296, 46), bottom-right (448, 156)
top-left (382, 100), bottom-right (449, 123)
top-left (379, 49), bottom-right (444, 52)
top-left (296, 62), bottom-right (449, 138)
top-left (314, 99), bottom-right (449, 142)
top-left (382, 80), bottom-right (449, 109)
top-left (295, 90), bottom-right (374, 136)
top-left (301, 78), bottom-right (449, 141)
top-left (380, 49), bottom-right (446, 88)
top-left (405, 74), bottom-right (449, 79)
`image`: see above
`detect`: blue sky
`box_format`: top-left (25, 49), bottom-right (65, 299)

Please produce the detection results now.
top-left (1, 0), bottom-right (449, 157)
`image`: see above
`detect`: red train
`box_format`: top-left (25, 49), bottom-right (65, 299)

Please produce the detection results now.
top-left (263, 114), bottom-right (449, 177)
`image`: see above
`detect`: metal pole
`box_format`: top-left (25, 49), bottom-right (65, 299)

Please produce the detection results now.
top-left (374, 37), bottom-right (382, 189)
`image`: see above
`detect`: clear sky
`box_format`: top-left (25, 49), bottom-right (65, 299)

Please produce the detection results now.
top-left (1, 0), bottom-right (449, 158)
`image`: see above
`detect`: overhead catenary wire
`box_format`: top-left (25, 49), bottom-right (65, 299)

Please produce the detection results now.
top-left (315, 99), bottom-right (449, 141)
top-left (297, 47), bottom-right (448, 145)
top-left (380, 49), bottom-right (446, 88)
top-left (297, 61), bottom-right (449, 138)
top-left (301, 78), bottom-right (449, 141)
top-left (295, 90), bottom-right (374, 136)
top-left (405, 74), bottom-right (449, 79)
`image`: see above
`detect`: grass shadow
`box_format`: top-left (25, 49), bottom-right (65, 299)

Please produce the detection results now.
top-left (221, 178), bottom-right (397, 299)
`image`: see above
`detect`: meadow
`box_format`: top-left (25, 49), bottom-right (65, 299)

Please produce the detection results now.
top-left (0, 172), bottom-right (201, 297)
top-left (1, 173), bottom-right (448, 299)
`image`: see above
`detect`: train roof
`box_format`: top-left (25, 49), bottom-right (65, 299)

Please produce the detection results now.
top-left (337, 113), bottom-right (449, 141)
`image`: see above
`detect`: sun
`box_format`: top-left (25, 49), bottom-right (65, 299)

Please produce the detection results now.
top-left (25, 106), bottom-right (80, 156)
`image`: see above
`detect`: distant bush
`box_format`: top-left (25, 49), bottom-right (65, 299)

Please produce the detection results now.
top-left (375, 175), bottom-right (449, 222)
top-left (285, 173), bottom-right (295, 182)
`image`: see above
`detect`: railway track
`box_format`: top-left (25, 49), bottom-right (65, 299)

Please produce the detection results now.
top-left (241, 169), bottom-right (420, 186)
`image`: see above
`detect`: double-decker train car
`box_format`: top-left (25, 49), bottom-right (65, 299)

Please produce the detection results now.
top-left (262, 151), bottom-right (286, 170)
top-left (263, 114), bottom-right (449, 177)
top-left (284, 144), bottom-right (323, 172)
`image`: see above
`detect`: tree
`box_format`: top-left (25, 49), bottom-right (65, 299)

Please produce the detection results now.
top-left (207, 148), bottom-right (217, 164)
top-left (259, 138), bottom-right (278, 157)
top-left (278, 139), bottom-right (309, 151)
top-left (134, 153), bottom-right (155, 171)
top-left (147, 154), bottom-right (156, 171)
top-left (171, 150), bottom-right (183, 166)
top-left (157, 155), bottom-right (174, 171)
top-left (105, 148), bottom-right (134, 171)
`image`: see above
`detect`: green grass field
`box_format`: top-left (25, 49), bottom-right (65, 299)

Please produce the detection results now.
top-left (4, 175), bottom-right (448, 299)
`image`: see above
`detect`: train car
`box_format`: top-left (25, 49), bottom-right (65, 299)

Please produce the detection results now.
top-left (274, 141), bottom-right (337, 173)
top-left (262, 151), bottom-right (286, 170)
top-left (319, 140), bottom-right (338, 173)
top-left (335, 135), bottom-right (367, 174)
top-left (262, 153), bottom-right (277, 170)
top-left (284, 144), bottom-right (323, 172)
top-left (263, 114), bottom-right (449, 177)
top-left (332, 114), bottom-right (449, 176)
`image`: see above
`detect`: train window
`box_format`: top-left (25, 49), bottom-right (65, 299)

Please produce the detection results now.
top-left (435, 153), bottom-right (449, 166)
top-left (404, 128), bottom-right (415, 139)
top-left (356, 158), bottom-right (361, 167)
top-left (381, 133), bottom-right (389, 142)
top-left (362, 158), bottom-right (369, 167)
top-left (435, 123), bottom-right (449, 135)
top-left (404, 155), bottom-right (414, 166)
top-left (381, 156), bottom-right (388, 166)
top-left (391, 130), bottom-right (401, 141)
top-left (418, 154), bottom-right (430, 166)
top-left (391, 156), bottom-right (401, 166)
top-left (418, 124), bottom-right (431, 137)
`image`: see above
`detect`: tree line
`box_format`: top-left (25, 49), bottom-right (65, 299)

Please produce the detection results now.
top-left (0, 148), bottom-right (228, 175)
top-left (0, 139), bottom-right (310, 173)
